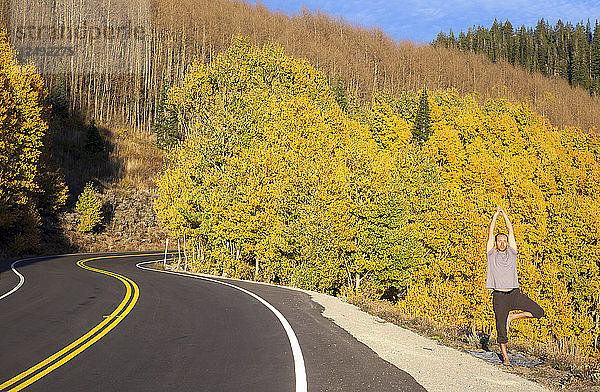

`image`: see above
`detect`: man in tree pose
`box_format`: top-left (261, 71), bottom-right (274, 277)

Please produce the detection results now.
top-left (486, 205), bottom-right (545, 366)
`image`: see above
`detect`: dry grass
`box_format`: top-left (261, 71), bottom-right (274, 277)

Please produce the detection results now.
top-left (106, 127), bottom-right (164, 190)
top-left (346, 294), bottom-right (600, 391)
top-left (59, 182), bottom-right (168, 254)
top-left (47, 113), bottom-right (163, 197)
top-left (37, 114), bottom-right (166, 255)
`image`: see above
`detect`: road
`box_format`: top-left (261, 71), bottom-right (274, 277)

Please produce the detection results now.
top-left (0, 252), bottom-right (426, 391)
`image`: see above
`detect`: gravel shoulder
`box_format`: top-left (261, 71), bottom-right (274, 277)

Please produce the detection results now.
top-left (310, 290), bottom-right (550, 392)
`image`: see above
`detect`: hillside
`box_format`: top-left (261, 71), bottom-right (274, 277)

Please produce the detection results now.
top-left (149, 38), bottom-right (600, 367)
top-left (1, 2), bottom-right (600, 386)
top-left (151, 0), bottom-right (600, 131)
top-left (3, 0), bottom-right (597, 257)
top-left (2, 0), bottom-right (599, 132)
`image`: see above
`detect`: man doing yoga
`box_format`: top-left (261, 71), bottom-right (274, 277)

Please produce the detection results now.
top-left (486, 205), bottom-right (545, 366)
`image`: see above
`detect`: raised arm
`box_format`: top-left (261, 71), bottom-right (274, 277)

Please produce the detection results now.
top-left (499, 206), bottom-right (517, 251)
top-left (487, 207), bottom-right (500, 253)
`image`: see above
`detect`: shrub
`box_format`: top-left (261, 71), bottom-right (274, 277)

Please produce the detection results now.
top-left (75, 182), bottom-right (103, 232)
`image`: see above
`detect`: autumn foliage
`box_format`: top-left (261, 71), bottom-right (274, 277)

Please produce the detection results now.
top-left (399, 91), bottom-right (600, 358)
top-left (75, 182), bottom-right (103, 232)
top-left (154, 38), bottom-right (600, 358)
top-left (0, 30), bottom-right (67, 254)
top-left (155, 38), bottom-right (430, 292)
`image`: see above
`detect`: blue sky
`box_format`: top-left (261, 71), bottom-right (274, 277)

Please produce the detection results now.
top-left (255, 0), bottom-right (600, 43)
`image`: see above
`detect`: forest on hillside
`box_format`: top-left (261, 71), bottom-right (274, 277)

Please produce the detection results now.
top-left (435, 19), bottom-right (600, 96)
top-left (154, 38), bottom-right (600, 360)
top-left (1, 0), bottom-right (599, 132)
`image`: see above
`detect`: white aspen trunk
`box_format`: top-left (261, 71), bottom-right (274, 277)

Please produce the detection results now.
top-left (177, 237), bottom-right (181, 269)
top-left (595, 294), bottom-right (599, 351)
top-left (255, 259), bottom-right (259, 280)
top-left (163, 237), bottom-right (169, 268)
top-left (183, 234), bottom-right (188, 271)
top-left (191, 240), bottom-right (195, 265)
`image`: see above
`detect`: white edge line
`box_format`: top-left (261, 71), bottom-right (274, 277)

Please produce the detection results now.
top-left (136, 260), bottom-right (308, 392)
top-left (0, 251), bottom-right (164, 301)
top-left (0, 260), bottom-right (26, 300)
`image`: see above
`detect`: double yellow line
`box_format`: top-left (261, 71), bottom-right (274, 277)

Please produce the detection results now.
top-left (0, 253), bottom-right (153, 392)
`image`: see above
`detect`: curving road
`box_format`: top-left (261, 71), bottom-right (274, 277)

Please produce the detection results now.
top-left (0, 252), bottom-right (426, 391)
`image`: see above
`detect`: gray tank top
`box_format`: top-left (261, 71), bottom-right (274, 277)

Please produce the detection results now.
top-left (485, 246), bottom-right (519, 290)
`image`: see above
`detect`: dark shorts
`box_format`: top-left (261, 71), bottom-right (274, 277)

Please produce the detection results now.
top-left (492, 288), bottom-right (545, 344)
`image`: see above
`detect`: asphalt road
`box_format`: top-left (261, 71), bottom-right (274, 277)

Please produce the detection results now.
top-left (0, 252), bottom-right (426, 391)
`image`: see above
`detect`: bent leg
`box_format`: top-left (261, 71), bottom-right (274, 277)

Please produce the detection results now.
top-left (514, 289), bottom-right (545, 318)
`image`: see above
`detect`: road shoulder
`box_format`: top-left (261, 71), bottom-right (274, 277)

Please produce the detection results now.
top-left (310, 291), bottom-right (550, 392)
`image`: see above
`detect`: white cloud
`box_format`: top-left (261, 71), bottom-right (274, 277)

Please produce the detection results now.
top-left (415, 7), bottom-right (444, 20)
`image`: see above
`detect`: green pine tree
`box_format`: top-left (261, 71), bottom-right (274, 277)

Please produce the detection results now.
top-left (572, 23), bottom-right (591, 90)
top-left (434, 18), bottom-right (600, 92)
top-left (50, 72), bottom-right (69, 117)
top-left (412, 88), bottom-right (432, 144)
top-left (153, 80), bottom-right (180, 149)
top-left (85, 119), bottom-right (105, 154)
top-left (591, 22), bottom-right (600, 94)
top-left (331, 75), bottom-right (349, 113)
